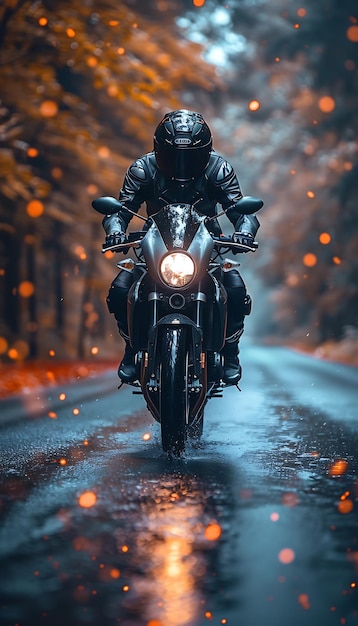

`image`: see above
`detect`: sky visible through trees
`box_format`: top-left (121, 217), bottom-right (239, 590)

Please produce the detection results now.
top-left (0, 0), bottom-right (357, 362)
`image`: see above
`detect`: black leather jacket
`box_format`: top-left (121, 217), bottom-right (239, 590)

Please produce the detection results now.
top-left (103, 150), bottom-right (260, 237)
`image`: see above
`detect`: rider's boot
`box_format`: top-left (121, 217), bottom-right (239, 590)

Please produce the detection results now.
top-left (222, 341), bottom-right (242, 385)
top-left (221, 326), bottom-right (244, 385)
top-left (118, 338), bottom-right (137, 383)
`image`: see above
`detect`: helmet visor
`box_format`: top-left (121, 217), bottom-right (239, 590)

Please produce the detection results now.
top-left (155, 143), bottom-right (211, 180)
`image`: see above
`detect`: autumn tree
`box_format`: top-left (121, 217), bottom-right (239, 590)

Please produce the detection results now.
top-left (0, 0), bottom-right (221, 360)
top-left (182, 0), bottom-right (358, 346)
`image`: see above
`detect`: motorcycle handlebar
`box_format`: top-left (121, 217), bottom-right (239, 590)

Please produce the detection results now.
top-left (102, 233), bottom-right (258, 254)
top-left (212, 236), bottom-right (258, 252)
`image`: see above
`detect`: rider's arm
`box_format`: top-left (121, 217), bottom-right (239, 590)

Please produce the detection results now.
top-left (102, 156), bottom-right (152, 240)
top-left (117, 157), bottom-right (153, 227)
top-left (208, 153), bottom-right (260, 239)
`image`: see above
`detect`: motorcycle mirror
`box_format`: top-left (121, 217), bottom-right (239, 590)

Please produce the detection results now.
top-left (235, 196), bottom-right (264, 215)
top-left (92, 196), bottom-right (122, 215)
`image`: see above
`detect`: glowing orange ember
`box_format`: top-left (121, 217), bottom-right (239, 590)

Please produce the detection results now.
top-left (0, 337), bottom-right (8, 354)
top-left (38, 17), bottom-right (48, 26)
top-left (319, 232), bottom-right (331, 244)
top-left (110, 568), bottom-right (120, 579)
top-left (98, 146), bottom-right (110, 159)
top-left (204, 522), bottom-right (222, 541)
top-left (142, 433), bottom-right (151, 441)
top-left (193, 0), bottom-right (205, 6)
top-left (78, 491), bottom-right (97, 508)
top-left (40, 100), bottom-right (58, 118)
top-left (18, 281), bottom-right (35, 298)
top-left (26, 199), bottom-right (44, 218)
top-left (298, 593), bottom-right (311, 610)
top-left (333, 256), bottom-right (341, 265)
top-left (73, 408), bottom-right (80, 415)
top-left (297, 8), bottom-right (307, 17)
top-left (121, 545), bottom-right (129, 552)
top-left (303, 253), bottom-right (317, 267)
top-left (318, 96), bottom-right (335, 113)
top-left (329, 459), bottom-right (348, 477)
top-left (59, 393), bottom-right (66, 400)
top-left (248, 99), bottom-right (260, 111)
top-left (117, 47), bottom-right (125, 55)
top-left (49, 349), bottom-right (55, 357)
top-left (122, 585), bottom-right (129, 592)
top-left (27, 147), bottom-right (38, 157)
top-left (66, 28), bottom-right (76, 38)
top-left (338, 499), bottom-right (354, 515)
top-left (347, 25), bottom-right (358, 42)
top-left (48, 411), bottom-right (57, 419)
top-left (294, 23), bottom-right (300, 29)
top-left (278, 548), bottom-right (295, 564)
top-left (52, 167), bottom-right (63, 179)
top-left (91, 346), bottom-right (99, 355)
top-left (147, 620), bottom-right (163, 626)
top-left (205, 612), bottom-right (212, 619)
top-left (107, 85), bottom-right (119, 97)
top-left (59, 458), bottom-right (67, 466)
top-left (306, 190), bottom-right (315, 198)
top-left (87, 56), bottom-right (98, 67)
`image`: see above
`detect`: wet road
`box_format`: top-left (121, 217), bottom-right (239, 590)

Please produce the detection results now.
top-left (0, 343), bottom-right (357, 626)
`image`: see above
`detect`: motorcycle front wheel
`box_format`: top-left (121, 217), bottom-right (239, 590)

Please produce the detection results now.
top-left (160, 327), bottom-right (188, 456)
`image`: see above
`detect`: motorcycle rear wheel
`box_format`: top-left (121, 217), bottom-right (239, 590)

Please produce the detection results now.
top-left (160, 327), bottom-right (188, 456)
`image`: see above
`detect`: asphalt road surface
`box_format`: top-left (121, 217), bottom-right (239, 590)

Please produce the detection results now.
top-left (0, 342), bottom-right (357, 626)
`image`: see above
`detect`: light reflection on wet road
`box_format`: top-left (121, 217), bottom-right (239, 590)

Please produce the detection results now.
top-left (0, 343), bottom-right (357, 626)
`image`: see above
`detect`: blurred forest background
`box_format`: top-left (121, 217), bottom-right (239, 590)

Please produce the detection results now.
top-left (0, 0), bottom-right (357, 366)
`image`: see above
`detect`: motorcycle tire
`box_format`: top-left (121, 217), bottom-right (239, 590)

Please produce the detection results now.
top-left (160, 327), bottom-right (188, 455)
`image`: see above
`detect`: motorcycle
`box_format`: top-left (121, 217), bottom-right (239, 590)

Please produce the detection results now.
top-left (93, 196), bottom-right (263, 456)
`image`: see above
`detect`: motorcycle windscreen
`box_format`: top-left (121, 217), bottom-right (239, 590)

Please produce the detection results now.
top-left (153, 203), bottom-right (203, 251)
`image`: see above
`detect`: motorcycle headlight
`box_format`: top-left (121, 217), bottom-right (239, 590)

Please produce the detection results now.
top-left (160, 252), bottom-right (195, 288)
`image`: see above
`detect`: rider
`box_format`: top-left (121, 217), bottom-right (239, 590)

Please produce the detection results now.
top-left (102, 109), bottom-right (260, 385)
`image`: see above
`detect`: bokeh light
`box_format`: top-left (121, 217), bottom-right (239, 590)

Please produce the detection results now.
top-left (78, 491), bottom-right (97, 508)
top-left (40, 100), bottom-right (58, 118)
top-left (0, 337), bottom-right (9, 354)
top-left (347, 25), bottom-right (358, 42)
top-left (248, 99), bottom-right (260, 111)
top-left (278, 548), bottom-right (295, 564)
top-left (18, 281), bottom-right (35, 298)
top-left (303, 253), bottom-right (317, 267)
top-left (338, 499), bottom-right (354, 515)
top-left (204, 522), bottom-right (222, 541)
top-left (318, 96), bottom-right (336, 113)
top-left (26, 200), bottom-right (44, 218)
top-left (319, 232), bottom-right (331, 244)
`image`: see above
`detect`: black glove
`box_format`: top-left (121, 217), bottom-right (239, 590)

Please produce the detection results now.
top-left (104, 231), bottom-right (126, 248)
top-left (232, 232), bottom-right (255, 250)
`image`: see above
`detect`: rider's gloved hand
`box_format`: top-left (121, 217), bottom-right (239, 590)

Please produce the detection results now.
top-left (232, 231), bottom-right (255, 251)
top-left (104, 231), bottom-right (126, 248)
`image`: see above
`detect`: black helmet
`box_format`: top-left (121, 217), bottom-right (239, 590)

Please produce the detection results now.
top-left (154, 110), bottom-right (212, 181)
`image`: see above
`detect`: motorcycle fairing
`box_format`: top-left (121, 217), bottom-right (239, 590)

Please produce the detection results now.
top-left (144, 206), bottom-right (214, 282)
top-left (153, 203), bottom-right (203, 250)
